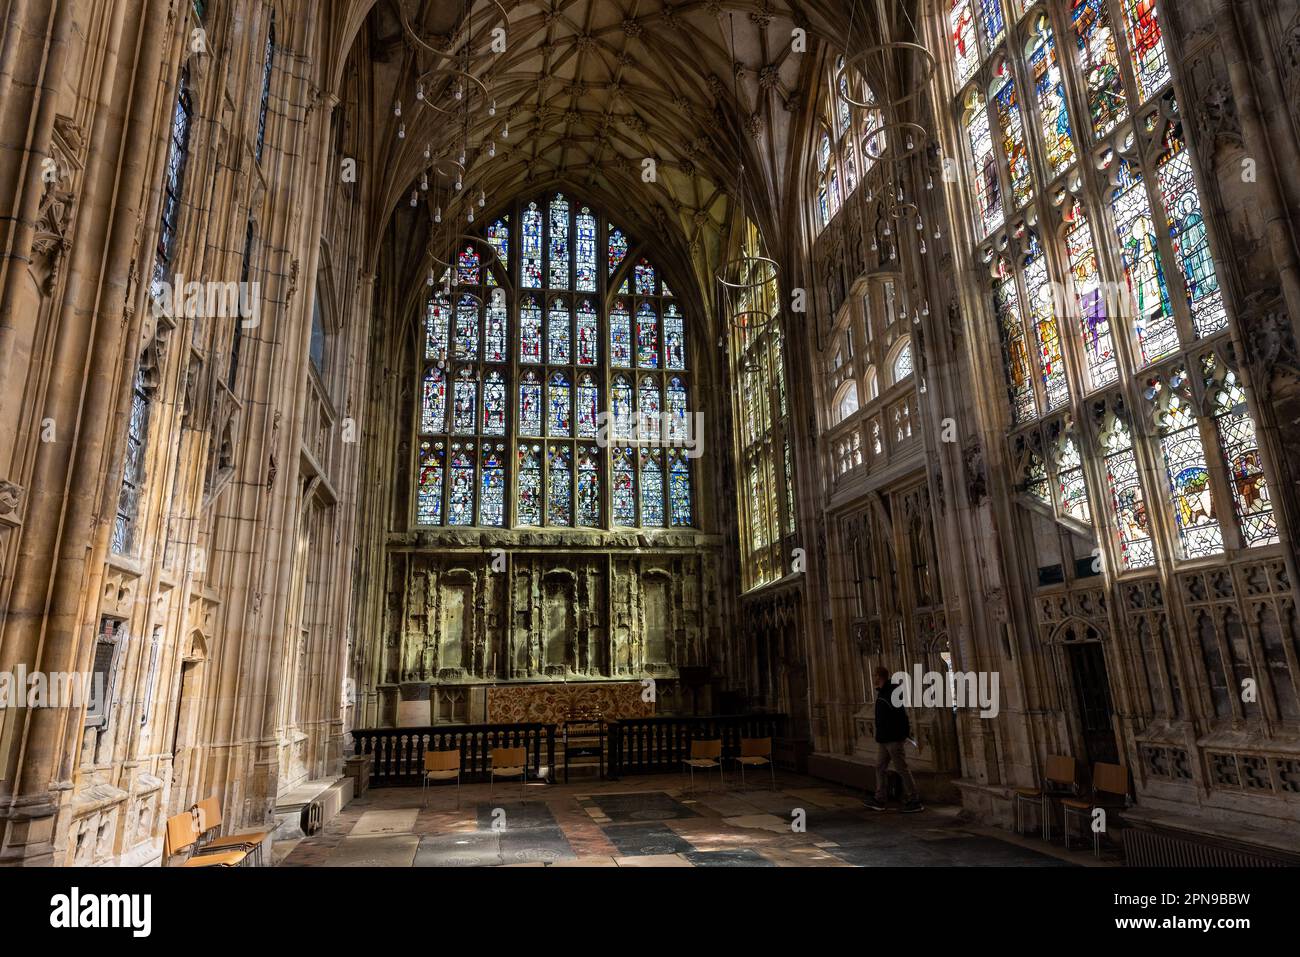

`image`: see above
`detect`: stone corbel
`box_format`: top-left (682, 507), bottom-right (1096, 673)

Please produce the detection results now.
top-left (0, 480), bottom-right (24, 528)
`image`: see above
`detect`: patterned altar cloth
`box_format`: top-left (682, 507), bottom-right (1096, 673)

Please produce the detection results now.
top-left (486, 682), bottom-right (654, 724)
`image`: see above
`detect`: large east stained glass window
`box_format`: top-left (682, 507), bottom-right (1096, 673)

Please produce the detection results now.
top-left (415, 193), bottom-right (693, 530)
top-left (937, 0), bottom-right (1276, 574)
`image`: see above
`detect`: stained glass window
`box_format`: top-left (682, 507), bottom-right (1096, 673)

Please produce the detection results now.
top-left (576, 447), bottom-right (600, 527)
top-left (455, 294), bottom-right (479, 361)
top-left (941, 0), bottom-right (1277, 580)
top-left (520, 296), bottom-right (543, 363)
top-left (1156, 122), bottom-right (1226, 338)
top-left (1112, 158), bottom-right (1176, 363)
top-left (991, 61), bottom-right (1033, 210)
top-left (418, 440), bottom-right (445, 525)
top-left (426, 295), bottom-right (449, 361)
top-left (949, 0), bottom-right (979, 86)
top-left (1057, 432), bottom-right (1091, 523)
top-left (994, 256), bottom-right (1036, 423)
top-left (608, 226), bottom-right (628, 276)
top-left (521, 201), bottom-right (543, 288)
top-left (978, 0), bottom-right (1005, 51)
top-left (1153, 371), bottom-right (1222, 559)
top-left (1069, 0), bottom-right (1127, 139)
top-left (547, 298), bottom-right (571, 363)
top-left (1119, 0), bottom-right (1170, 101)
top-left (613, 447), bottom-right (637, 525)
top-left (636, 303), bottom-right (659, 368)
top-left (611, 376), bottom-right (634, 438)
top-left (667, 377), bottom-right (689, 442)
top-left (1065, 200), bottom-right (1117, 387)
top-left (414, 195), bottom-right (690, 530)
top-left (448, 444), bottom-right (476, 525)
top-left (1205, 357), bottom-right (1276, 548)
top-left (548, 373), bottom-right (572, 437)
top-left (635, 259), bottom-right (656, 296)
top-left (1099, 407), bottom-right (1154, 569)
top-left (1023, 232), bottom-right (1069, 409)
top-left (453, 369), bottom-right (477, 434)
top-left (576, 300), bottom-right (598, 365)
top-left (479, 444), bottom-right (506, 526)
top-left (457, 246), bottom-right (481, 285)
top-left (638, 376), bottom-right (661, 442)
top-left (664, 303), bottom-right (686, 370)
top-left (611, 299), bottom-right (632, 367)
top-left (519, 370), bottom-right (542, 436)
top-left (548, 194), bottom-right (570, 289)
top-left (965, 90), bottom-right (1003, 235)
top-left (487, 217), bottom-right (508, 269)
top-left (422, 368), bottom-right (446, 433)
top-left (640, 449), bottom-right (665, 527)
top-left (486, 292), bottom-right (508, 362)
top-left (669, 451), bottom-right (692, 527)
top-left (577, 373), bottom-right (599, 438)
top-left (483, 370), bottom-right (507, 436)
top-left (518, 444), bottom-right (542, 525)
top-left (576, 207), bottom-right (597, 292)
top-left (1028, 13), bottom-right (1076, 177)
top-left (547, 445), bottom-right (572, 526)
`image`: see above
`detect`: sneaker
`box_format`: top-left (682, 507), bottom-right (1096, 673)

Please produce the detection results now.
top-left (863, 796), bottom-right (888, 810)
top-left (901, 799), bottom-right (925, 814)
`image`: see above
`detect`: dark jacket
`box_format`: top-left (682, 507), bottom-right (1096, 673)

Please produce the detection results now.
top-left (874, 680), bottom-right (911, 744)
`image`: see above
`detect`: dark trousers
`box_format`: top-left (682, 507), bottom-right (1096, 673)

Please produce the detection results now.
top-left (874, 740), bottom-right (917, 802)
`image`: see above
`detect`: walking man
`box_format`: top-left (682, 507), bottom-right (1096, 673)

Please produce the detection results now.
top-left (864, 666), bottom-right (924, 812)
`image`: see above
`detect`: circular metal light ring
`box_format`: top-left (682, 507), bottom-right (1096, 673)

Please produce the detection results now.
top-left (727, 308), bottom-right (776, 332)
top-left (838, 42), bottom-right (938, 111)
top-left (416, 69), bottom-right (490, 116)
top-left (715, 254), bottom-right (780, 293)
top-left (425, 155), bottom-right (467, 180)
top-left (861, 121), bottom-right (930, 162)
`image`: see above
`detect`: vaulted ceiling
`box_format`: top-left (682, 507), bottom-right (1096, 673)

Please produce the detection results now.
top-left (333, 0), bottom-right (897, 311)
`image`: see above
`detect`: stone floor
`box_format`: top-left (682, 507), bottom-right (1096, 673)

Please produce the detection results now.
top-left (275, 771), bottom-right (1114, 867)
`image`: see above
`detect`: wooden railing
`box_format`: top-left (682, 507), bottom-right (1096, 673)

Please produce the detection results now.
top-left (350, 723), bottom-right (557, 787)
top-left (608, 713), bottom-right (786, 778)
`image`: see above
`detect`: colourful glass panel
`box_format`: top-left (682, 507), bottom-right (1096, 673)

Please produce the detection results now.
top-left (479, 444), bottom-right (506, 526)
top-left (547, 445), bottom-right (572, 526)
top-left (576, 299), bottom-right (598, 366)
top-left (1069, 0), bottom-right (1127, 138)
top-left (521, 201), bottom-right (543, 288)
top-left (1028, 13), bottom-right (1076, 176)
top-left (548, 194), bottom-right (570, 289)
top-left (417, 440), bottom-right (444, 525)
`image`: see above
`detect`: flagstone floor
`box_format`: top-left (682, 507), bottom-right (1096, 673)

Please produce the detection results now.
top-left (275, 772), bottom-right (1113, 868)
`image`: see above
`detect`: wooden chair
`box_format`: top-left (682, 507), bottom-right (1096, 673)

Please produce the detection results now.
top-left (423, 749), bottom-right (462, 807)
top-left (490, 746), bottom-right (529, 799)
top-left (683, 738), bottom-right (724, 793)
top-left (194, 796), bottom-right (271, 865)
top-left (732, 737), bottom-right (776, 791)
top-left (1013, 755), bottom-right (1078, 840)
top-left (1062, 762), bottom-right (1129, 858)
top-left (163, 811), bottom-right (247, 868)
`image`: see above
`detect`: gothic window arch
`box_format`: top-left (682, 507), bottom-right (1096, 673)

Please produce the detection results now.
top-left (811, 55), bottom-right (881, 233)
top-left (889, 337), bottom-right (914, 386)
top-left (835, 381), bottom-right (860, 423)
top-left (936, 0), bottom-right (1278, 574)
top-left (729, 223), bottom-right (795, 590)
top-left (415, 192), bottom-right (694, 530)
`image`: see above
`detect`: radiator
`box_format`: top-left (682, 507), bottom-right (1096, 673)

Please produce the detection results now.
top-left (1123, 826), bottom-right (1295, 867)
